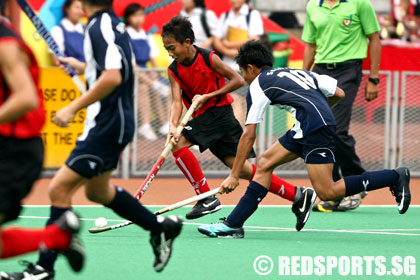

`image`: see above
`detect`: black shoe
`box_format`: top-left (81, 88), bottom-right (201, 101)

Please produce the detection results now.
top-left (54, 211), bottom-right (85, 272)
top-left (185, 195), bottom-right (222, 220)
top-left (0, 261), bottom-right (54, 280)
top-left (390, 167), bottom-right (411, 214)
top-left (292, 187), bottom-right (317, 231)
top-left (150, 215), bottom-right (183, 272)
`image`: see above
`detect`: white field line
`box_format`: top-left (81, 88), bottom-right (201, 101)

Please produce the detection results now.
top-left (17, 216), bottom-right (420, 237)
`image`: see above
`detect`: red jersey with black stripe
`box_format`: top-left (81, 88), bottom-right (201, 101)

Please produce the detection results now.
top-left (0, 20), bottom-right (45, 139)
top-left (168, 47), bottom-right (233, 117)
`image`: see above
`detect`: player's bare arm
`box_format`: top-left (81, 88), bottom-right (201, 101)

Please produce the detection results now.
top-left (167, 72), bottom-right (185, 143)
top-left (193, 54), bottom-right (244, 110)
top-left (365, 32), bottom-right (381, 101)
top-left (328, 86), bottom-right (345, 107)
top-left (0, 42), bottom-right (38, 124)
top-left (221, 124), bottom-right (257, 194)
top-left (53, 69), bottom-right (122, 127)
top-left (302, 42), bottom-right (316, 71)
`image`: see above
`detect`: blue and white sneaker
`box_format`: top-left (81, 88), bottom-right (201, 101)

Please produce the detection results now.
top-left (198, 218), bottom-right (244, 238)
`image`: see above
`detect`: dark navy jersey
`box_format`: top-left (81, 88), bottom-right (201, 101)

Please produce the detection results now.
top-left (246, 68), bottom-right (337, 138)
top-left (80, 11), bottom-right (135, 144)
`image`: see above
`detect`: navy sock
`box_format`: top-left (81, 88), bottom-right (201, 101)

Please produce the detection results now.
top-left (344, 170), bottom-right (399, 197)
top-left (226, 181), bottom-right (268, 228)
top-left (105, 187), bottom-right (161, 233)
top-left (37, 206), bottom-right (70, 271)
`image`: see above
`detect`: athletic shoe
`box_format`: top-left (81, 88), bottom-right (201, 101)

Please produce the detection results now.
top-left (138, 124), bottom-right (157, 141)
top-left (150, 215), bottom-right (183, 272)
top-left (54, 211), bottom-right (85, 272)
top-left (390, 167), bottom-right (411, 214)
top-left (337, 193), bottom-right (363, 211)
top-left (158, 122), bottom-right (170, 135)
top-left (198, 218), bottom-right (244, 238)
top-left (0, 261), bottom-right (54, 280)
top-left (185, 195), bottom-right (222, 220)
top-left (0, 211), bottom-right (85, 280)
top-left (152, 81), bottom-right (170, 98)
top-left (312, 199), bottom-right (340, 212)
top-left (292, 187), bottom-right (317, 231)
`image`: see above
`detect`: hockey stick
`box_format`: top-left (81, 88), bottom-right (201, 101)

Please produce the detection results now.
top-left (133, 103), bottom-right (196, 200)
top-left (89, 187), bottom-right (220, 234)
top-left (144, 0), bottom-right (177, 15)
top-left (17, 0), bottom-right (86, 94)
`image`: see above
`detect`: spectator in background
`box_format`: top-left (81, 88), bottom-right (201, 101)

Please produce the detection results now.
top-left (213, 0), bottom-right (264, 71)
top-left (50, 0), bottom-right (85, 64)
top-left (302, 0), bottom-right (381, 212)
top-left (213, 0), bottom-right (265, 124)
top-left (179, 0), bottom-right (219, 50)
top-left (124, 3), bottom-right (170, 141)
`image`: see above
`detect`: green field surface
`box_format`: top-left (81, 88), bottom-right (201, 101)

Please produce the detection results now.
top-left (1, 206), bottom-right (419, 280)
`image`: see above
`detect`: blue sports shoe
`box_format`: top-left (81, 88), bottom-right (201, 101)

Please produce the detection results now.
top-left (198, 219), bottom-right (244, 238)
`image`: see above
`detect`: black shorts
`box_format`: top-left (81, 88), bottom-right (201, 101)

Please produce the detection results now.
top-left (0, 136), bottom-right (44, 225)
top-left (65, 140), bottom-right (127, 178)
top-left (182, 105), bottom-right (256, 163)
top-left (279, 125), bottom-right (336, 164)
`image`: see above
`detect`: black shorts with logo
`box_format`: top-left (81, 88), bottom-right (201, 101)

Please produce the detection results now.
top-left (182, 105), bottom-right (256, 163)
top-left (0, 136), bottom-right (44, 225)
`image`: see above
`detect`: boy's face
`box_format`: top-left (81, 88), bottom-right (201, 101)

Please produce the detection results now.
top-left (240, 65), bottom-right (257, 85)
top-left (162, 35), bottom-right (191, 63)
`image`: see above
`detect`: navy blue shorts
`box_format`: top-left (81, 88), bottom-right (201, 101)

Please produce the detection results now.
top-left (279, 126), bottom-right (336, 164)
top-left (65, 140), bottom-right (127, 178)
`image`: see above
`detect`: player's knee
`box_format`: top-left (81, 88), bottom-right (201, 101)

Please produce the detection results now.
top-left (48, 183), bottom-right (70, 204)
top-left (85, 188), bottom-right (111, 204)
top-left (85, 189), bottom-right (102, 204)
top-left (316, 187), bottom-right (338, 201)
top-left (257, 156), bottom-right (273, 173)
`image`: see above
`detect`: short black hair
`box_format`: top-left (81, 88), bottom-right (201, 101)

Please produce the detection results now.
top-left (63, 0), bottom-right (81, 17)
top-left (123, 3), bottom-right (143, 23)
top-left (162, 16), bottom-right (195, 44)
top-left (235, 40), bottom-right (274, 69)
top-left (194, 0), bottom-right (205, 8)
top-left (82, 0), bottom-right (113, 6)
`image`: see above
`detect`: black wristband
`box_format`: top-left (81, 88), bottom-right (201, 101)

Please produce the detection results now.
top-left (368, 77), bottom-right (380, 85)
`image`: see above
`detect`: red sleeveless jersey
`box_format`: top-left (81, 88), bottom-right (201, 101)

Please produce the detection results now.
top-left (168, 47), bottom-right (233, 117)
top-left (0, 21), bottom-right (45, 138)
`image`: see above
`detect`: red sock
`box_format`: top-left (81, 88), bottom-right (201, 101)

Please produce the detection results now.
top-left (173, 147), bottom-right (210, 195)
top-left (269, 174), bottom-right (296, 201)
top-left (250, 164), bottom-right (296, 201)
top-left (0, 225), bottom-right (71, 259)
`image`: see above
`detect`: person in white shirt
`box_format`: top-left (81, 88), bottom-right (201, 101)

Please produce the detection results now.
top-left (50, 0), bottom-right (85, 63)
top-left (213, 0), bottom-right (265, 124)
top-left (179, 0), bottom-right (219, 50)
top-left (124, 3), bottom-right (170, 141)
top-left (214, 0), bottom-right (264, 71)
